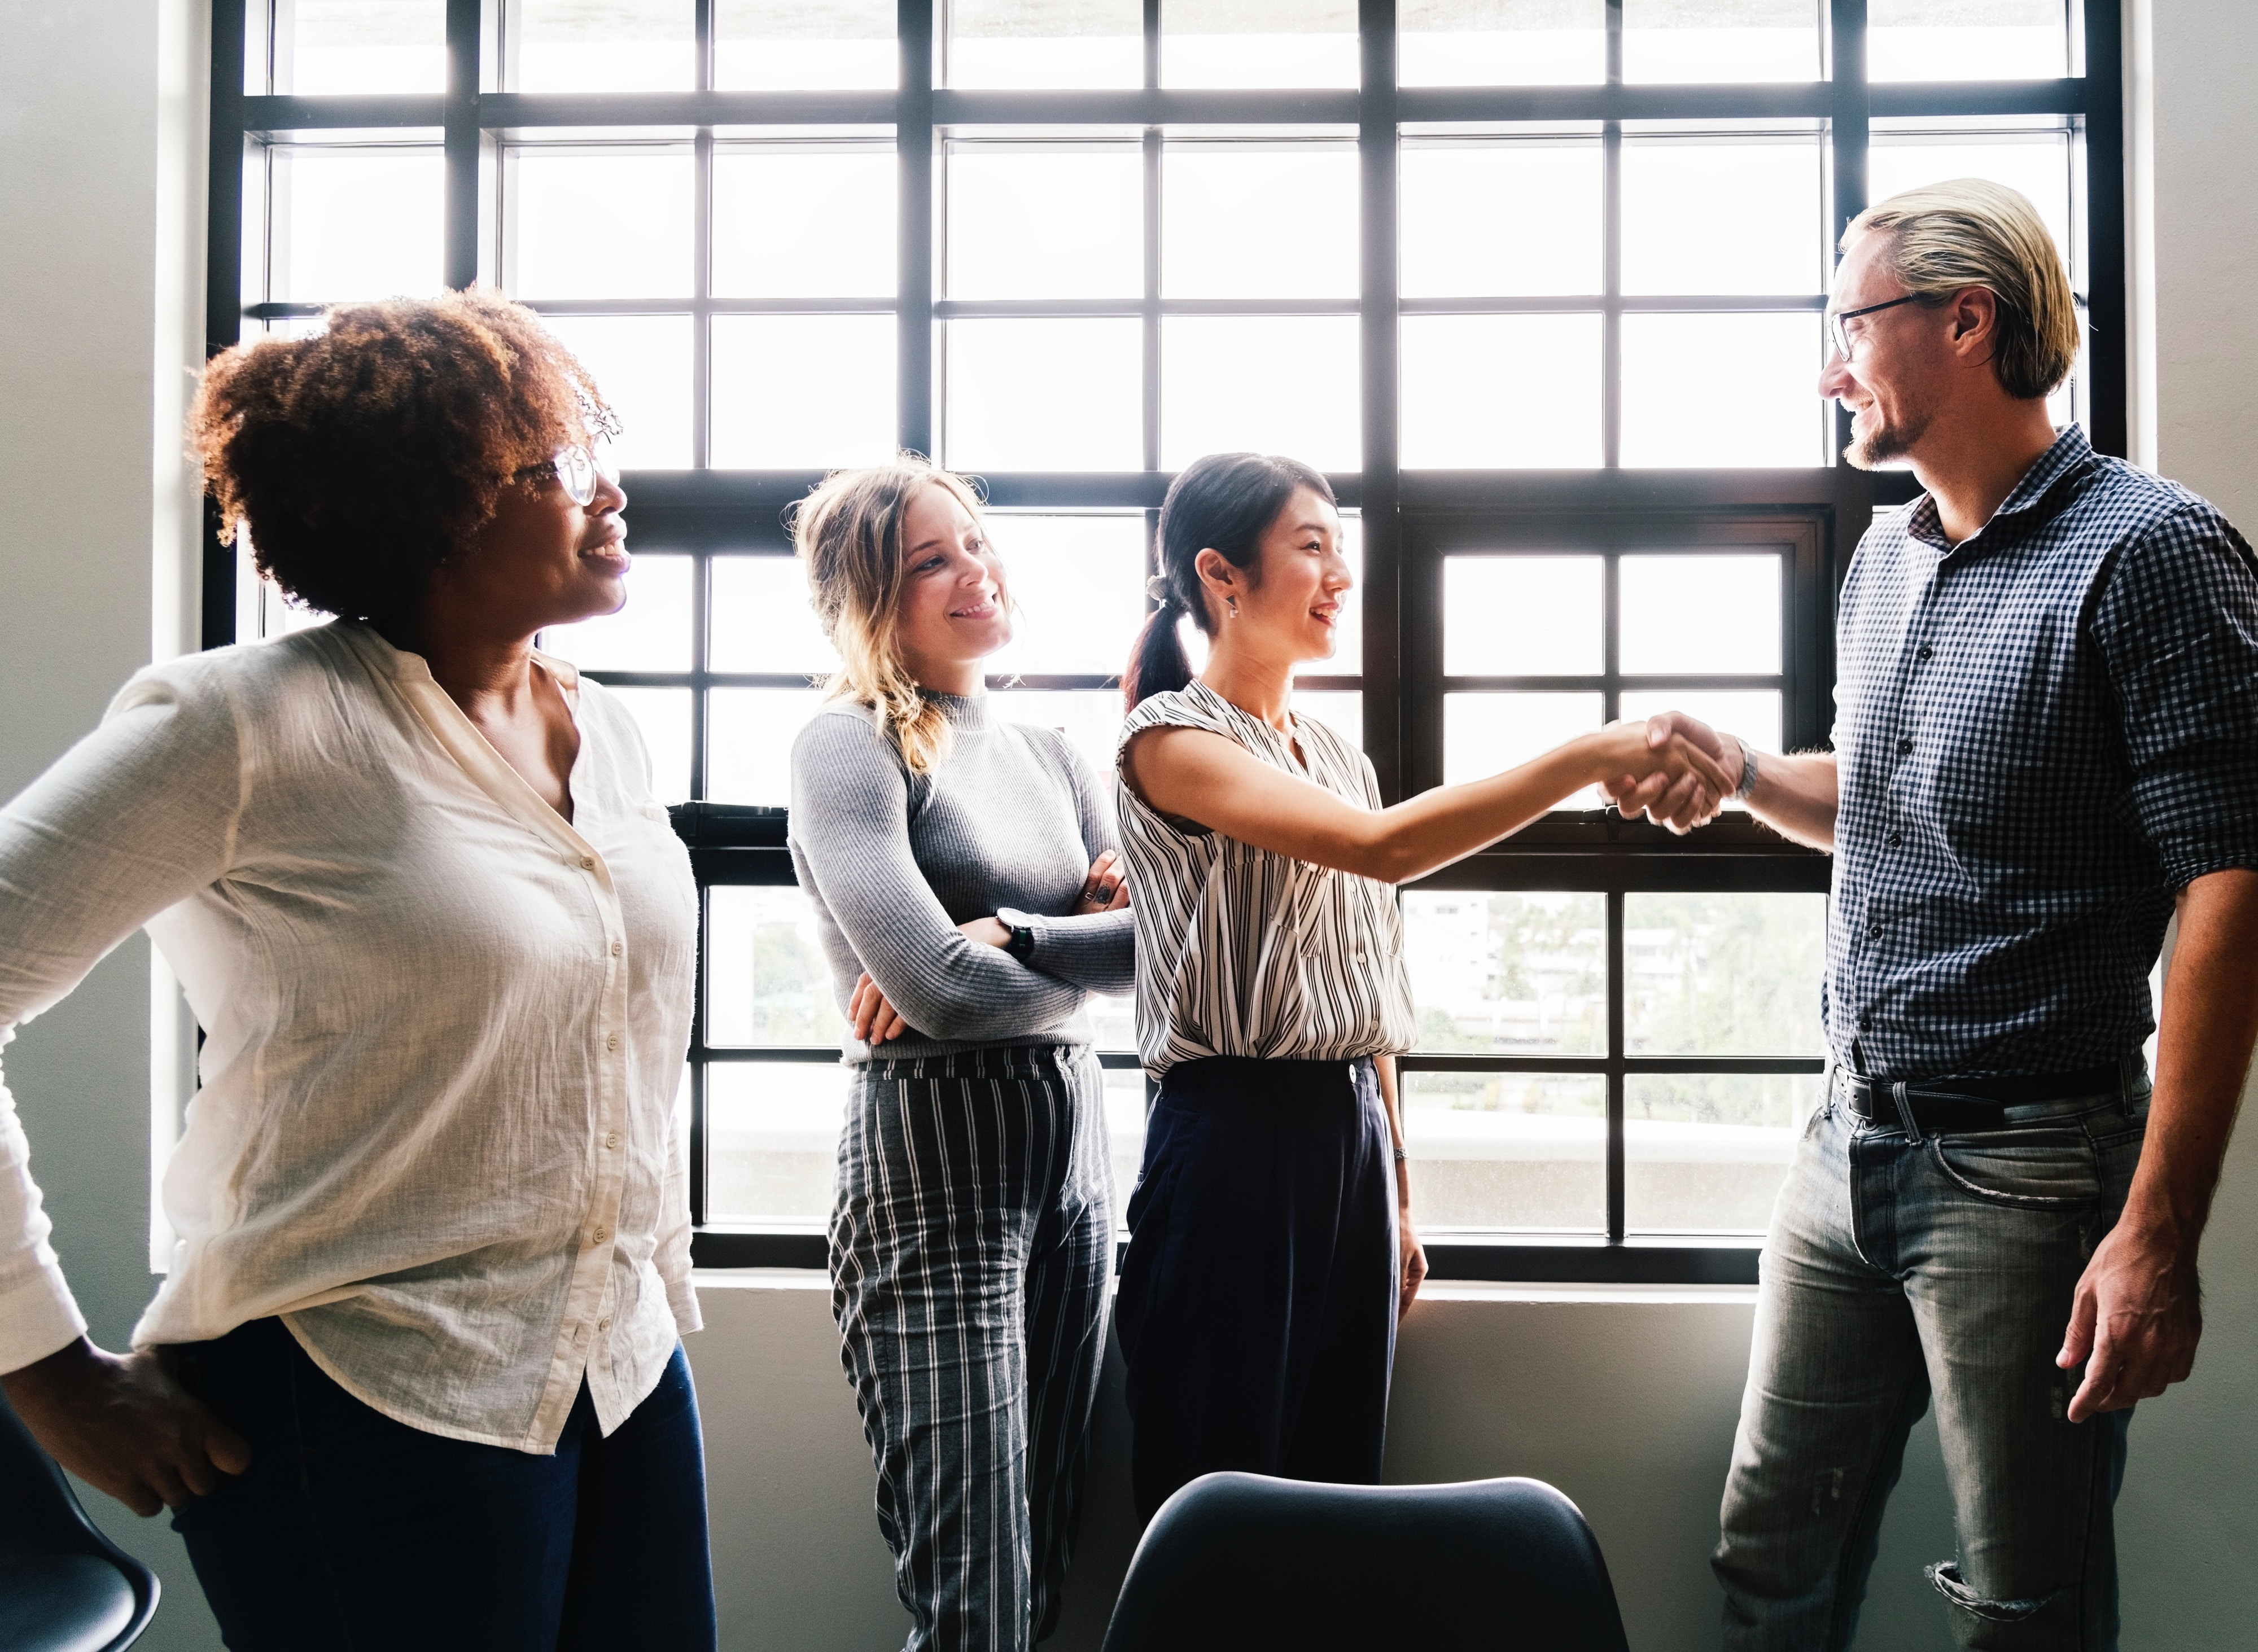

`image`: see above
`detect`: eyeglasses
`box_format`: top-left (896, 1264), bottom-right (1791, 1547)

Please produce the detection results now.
top-left (1826, 293), bottom-right (1931, 362)
top-left (519, 444), bottom-right (617, 507)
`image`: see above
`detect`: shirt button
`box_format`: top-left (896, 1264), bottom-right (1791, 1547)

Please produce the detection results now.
top-left (1897, 737), bottom-right (1915, 756)
top-left (1859, 1013), bottom-right (1874, 1031)
top-left (591, 1228), bottom-right (610, 1246)
top-left (597, 1316), bottom-right (612, 1333)
top-left (603, 1131), bottom-right (619, 1150)
top-left (606, 1032), bottom-right (620, 1052)
top-left (610, 941), bottom-right (623, 957)
top-left (1888, 832), bottom-right (1904, 847)
top-left (1868, 921), bottom-right (1884, 937)
top-left (579, 856), bottom-right (596, 870)
top-left (1916, 645), bottom-right (1935, 661)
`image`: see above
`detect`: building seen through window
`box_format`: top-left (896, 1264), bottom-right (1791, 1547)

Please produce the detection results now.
top-left (218, 0), bottom-right (2116, 1275)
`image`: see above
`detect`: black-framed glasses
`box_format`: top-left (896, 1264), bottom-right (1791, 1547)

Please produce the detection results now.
top-left (520, 444), bottom-right (616, 507)
top-left (1826, 293), bottom-right (1931, 361)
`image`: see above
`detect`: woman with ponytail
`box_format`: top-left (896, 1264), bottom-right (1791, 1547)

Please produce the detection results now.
top-left (1113, 452), bottom-right (1735, 1521)
top-left (784, 455), bottom-right (1134, 1652)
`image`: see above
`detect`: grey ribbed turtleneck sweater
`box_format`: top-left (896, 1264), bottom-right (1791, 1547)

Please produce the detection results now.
top-left (787, 692), bottom-right (1136, 1063)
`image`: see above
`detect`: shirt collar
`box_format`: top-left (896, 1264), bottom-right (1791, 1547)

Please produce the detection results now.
top-left (1902, 424), bottom-right (2093, 553)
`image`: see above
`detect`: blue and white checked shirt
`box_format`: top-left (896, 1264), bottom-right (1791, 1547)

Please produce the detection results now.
top-left (1827, 425), bottom-right (2258, 1078)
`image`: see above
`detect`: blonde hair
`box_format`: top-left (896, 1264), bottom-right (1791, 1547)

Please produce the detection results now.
top-left (790, 455), bottom-right (994, 775)
top-left (1845, 178), bottom-right (2081, 400)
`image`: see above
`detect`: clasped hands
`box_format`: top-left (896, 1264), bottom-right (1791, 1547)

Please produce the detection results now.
top-left (849, 849), bottom-right (1130, 1045)
top-left (1596, 712), bottom-right (1738, 832)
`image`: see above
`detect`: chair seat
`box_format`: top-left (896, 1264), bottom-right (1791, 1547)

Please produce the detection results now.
top-left (0, 1554), bottom-right (139, 1652)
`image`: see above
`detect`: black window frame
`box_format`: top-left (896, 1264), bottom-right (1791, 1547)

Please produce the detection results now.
top-left (203, 0), bottom-right (2128, 1285)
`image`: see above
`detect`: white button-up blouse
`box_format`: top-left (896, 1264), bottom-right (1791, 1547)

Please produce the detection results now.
top-left (0, 621), bottom-right (699, 1453)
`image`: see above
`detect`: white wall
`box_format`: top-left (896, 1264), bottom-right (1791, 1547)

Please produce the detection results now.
top-left (0, 4), bottom-right (2251, 1650)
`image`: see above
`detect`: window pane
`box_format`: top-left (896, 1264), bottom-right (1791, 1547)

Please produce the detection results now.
top-left (1444, 556), bottom-right (1603, 676)
top-left (269, 146), bottom-right (443, 301)
top-left (706, 885), bottom-right (849, 1046)
top-left (1161, 315), bottom-right (1360, 471)
top-left (598, 685), bottom-right (693, 802)
top-left (1622, 0), bottom-right (1820, 82)
top-left (987, 689), bottom-right (1125, 784)
top-left (711, 557), bottom-right (839, 677)
top-left (1621, 138), bottom-right (1823, 296)
top-left (1102, 1066), bottom-right (1150, 1218)
top-left (707, 1062), bottom-right (848, 1224)
top-left (1399, 0), bottom-right (1607, 87)
top-left (1403, 1070), bottom-right (1605, 1232)
top-left (1620, 554), bottom-right (1782, 673)
top-left (539, 552), bottom-right (693, 671)
top-left (946, 319), bottom-right (1143, 471)
top-left (1403, 890), bottom-right (1605, 1055)
top-left (506, 0), bottom-right (694, 91)
top-left (507, 149), bottom-right (694, 300)
top-left (1867, 129), bottom-right (2074, 269)
top-left (711, 314), bottom-right (898, 468)
top-left (1401, 314), bottom-right (1603, 468)
top-left (712, 148), bottom-right (895, 298)
top-left (708, 688), bottom-right (828, 805)
top-left (1444, 691), bottom-right (1604, 803)
top-left (948, 0), bottom-right (1143, 88)
top-left (1869, 0), bottom-right (2068, 82)
top-left (948, 147), bottom-right (1143, 300)
top-left (984, 516), bottom-right (1149, 679)
top-left (1620, 313), bottom-right (1825, 469)
top-left (1624, 892), bottom-right (1826, 1055)
top-left (1162, 147), bottom-right (1359, 299)
top-left (275, 1), bottom-right (446, 93)
top-left (1293, 690), bottom-right (1364, 751)
top-left (538, 315), bottom-right (693, 469)
top-left (1400, 142), bottom-right (1602, 297)
top-left (1627, 1072), bottom-right (1817, 1233)
top-left (1161, 0), bottom-right (1358, 87)
top-left (715, 0), bottom-right (895, 89)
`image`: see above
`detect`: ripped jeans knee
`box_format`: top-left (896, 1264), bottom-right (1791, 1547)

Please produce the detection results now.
top-left (1928, 1562), bottom-right (2075, 1647)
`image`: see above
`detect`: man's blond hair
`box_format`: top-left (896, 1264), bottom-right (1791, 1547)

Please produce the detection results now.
top-left (1845, 178), bottom-right (2081, 400)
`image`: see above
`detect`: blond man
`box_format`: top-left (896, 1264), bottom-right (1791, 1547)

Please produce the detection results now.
top-left (1608, 181), bottom-right (2258, 1649)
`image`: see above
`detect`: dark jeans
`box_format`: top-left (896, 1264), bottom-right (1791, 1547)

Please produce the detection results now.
top-left (169, 1317), bottom-right (716, 1652)
top-left (1115, 1055), bottom-right (1399, 1525)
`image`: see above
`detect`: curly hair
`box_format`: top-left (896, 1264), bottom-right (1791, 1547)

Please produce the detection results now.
top-left (189, 288), bottom-right (614, 624)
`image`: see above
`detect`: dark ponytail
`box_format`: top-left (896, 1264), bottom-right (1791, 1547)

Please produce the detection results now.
top-left (1124, 452), bottom-right (1334, 708)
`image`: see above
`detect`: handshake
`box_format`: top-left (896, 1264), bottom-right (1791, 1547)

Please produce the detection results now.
top-left (1592, 711), bottom-right (1741, 835)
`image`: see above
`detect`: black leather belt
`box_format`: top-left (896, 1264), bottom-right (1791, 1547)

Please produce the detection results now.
top-left (1840, 1061), bottom-right (2128, 1137)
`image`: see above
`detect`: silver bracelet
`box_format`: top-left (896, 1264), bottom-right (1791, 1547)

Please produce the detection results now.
top-left (1732, 735), bottom-right (1760, 802)
top-left (1392, 1145), bottom-right (1408, 1165)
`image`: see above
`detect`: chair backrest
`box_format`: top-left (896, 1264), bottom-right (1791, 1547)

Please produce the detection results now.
top-left (0, 1394), bottom-right (161, 1650)
top-left (1099, 1472), bottom-right (1632, 1652)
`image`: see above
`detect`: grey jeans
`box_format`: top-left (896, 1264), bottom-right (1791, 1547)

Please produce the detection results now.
top-left (1714, 1064), bottom-right (2150, 1651)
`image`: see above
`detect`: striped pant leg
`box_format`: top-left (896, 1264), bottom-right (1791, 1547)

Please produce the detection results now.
top-left (1021, 1049), bottom-right (1114, 1643)
top-left (830, 1049), bottom-right (1093, 1652)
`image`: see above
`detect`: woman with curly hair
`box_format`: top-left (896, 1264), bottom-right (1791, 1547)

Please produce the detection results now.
top-left (0, 289), bottom-right (714, 1649)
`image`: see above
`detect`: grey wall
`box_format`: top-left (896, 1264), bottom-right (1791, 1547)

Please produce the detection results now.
top-left (1, 3), bottom-right (2251, 1650)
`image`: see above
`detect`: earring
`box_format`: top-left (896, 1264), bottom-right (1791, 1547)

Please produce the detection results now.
top-left (1226, 595), bottom-right (1239, 616)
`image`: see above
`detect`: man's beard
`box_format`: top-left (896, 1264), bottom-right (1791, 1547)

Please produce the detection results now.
top-left (1843, 397), bottom-right (1929, 469)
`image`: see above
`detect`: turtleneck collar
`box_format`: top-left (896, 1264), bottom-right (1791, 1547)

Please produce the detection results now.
top-left (926, 689), bottom-right (991, 733)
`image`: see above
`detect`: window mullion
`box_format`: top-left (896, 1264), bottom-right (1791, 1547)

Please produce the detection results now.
top-left (442, 0), bottom-right (480, 289)
top-left (1359, 0), bottom-right (1403, 800)
top-left (899, 0), bottom-right (935, 457)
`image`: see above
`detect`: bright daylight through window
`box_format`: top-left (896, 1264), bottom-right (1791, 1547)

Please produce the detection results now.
top-left (213, 0), bottom-right (2121, 1278)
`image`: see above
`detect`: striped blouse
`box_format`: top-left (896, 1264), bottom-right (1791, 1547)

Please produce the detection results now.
top-left (1115, 680), bottom-right (1417, 1076)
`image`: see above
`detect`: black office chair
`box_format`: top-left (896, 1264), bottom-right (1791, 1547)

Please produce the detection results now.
top-left (1099, 1471), bottom-right (1631, 1652)
top-left (0, 1395), bottom-right (160, 1652)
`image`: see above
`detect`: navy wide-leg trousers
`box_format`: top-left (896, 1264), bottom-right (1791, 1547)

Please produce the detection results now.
top-left (1115, 1055), bottom-right (1399, 1524)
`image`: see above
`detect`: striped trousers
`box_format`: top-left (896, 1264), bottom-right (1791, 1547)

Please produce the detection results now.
top-left (830, 1044), bottom-right (1114, 1652)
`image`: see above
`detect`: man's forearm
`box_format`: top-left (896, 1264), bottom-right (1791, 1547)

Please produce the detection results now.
top-left (2132, 868), bottom-right (2258, 1233)
top-left (1744, 749), bottom-right (1841, 851)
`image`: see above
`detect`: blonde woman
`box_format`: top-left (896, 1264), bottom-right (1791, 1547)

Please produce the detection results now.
top-left (784, 457), bottom-right (1132, 1652)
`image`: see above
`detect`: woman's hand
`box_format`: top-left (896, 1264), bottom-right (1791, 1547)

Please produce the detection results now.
top-left (1399, 1204), bottom-right (1428, 1319)
top-left (1, 1338), bottom-right (250, 1517)
top-left (1074, 849), bottom-right (1130, 915)
top-left (1587, 719), bottom-right (1736, 831)
top-left (849, 972), bottom-right (913, 1045)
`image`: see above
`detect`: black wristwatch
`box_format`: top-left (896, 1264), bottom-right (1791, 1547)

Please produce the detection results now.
top-left (997, 908), bottom-right (1038, 963)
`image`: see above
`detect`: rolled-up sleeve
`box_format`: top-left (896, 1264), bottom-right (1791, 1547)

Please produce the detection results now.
top-left (2091, 503), bottom-right (2258, 888)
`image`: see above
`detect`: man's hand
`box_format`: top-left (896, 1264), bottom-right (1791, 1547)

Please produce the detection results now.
top-left (1599, 712), bottom-right (1735, 834)
top-left (2057, 1213), bottom-right (2202, 1422)
top-left (2, 1337), bottom-right (250, 1517)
